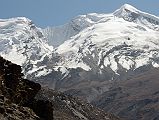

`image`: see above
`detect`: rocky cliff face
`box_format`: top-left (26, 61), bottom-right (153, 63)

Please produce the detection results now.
top-left (0, 56), bottom-right (120, 120)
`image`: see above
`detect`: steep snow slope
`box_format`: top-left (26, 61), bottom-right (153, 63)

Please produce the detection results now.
top-left (0, 17), bottom-right (53, 77)
top-left (42, 13), bottom-right (108, 47)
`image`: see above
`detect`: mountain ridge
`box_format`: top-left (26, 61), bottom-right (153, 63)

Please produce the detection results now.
top-left (43, 4), bottom-right (159, 48)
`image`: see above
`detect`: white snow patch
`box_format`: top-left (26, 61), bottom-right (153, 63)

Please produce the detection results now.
top-left (118, 56), bottom-right (134, 70)
top-left (0, 46), bottom-right (26, 65)
top-left (35, 68), bottom-right (52, 77)
top-left (153, 62), bottom-right (159, 68)
top-left (27, 65), bottom-right (46, 74)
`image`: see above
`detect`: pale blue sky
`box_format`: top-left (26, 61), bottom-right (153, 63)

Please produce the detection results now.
top-left (0, 0), bottom-right (159, 28)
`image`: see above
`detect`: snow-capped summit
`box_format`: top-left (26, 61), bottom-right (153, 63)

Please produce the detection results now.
top-left (114, 4), bottom-right (159, 30)
top-left (114, 4), bottom-right (139, 20)
top-left (115, 4), bottom-right (139, 14)
top-left (43, 4), bottom-right (159, 48)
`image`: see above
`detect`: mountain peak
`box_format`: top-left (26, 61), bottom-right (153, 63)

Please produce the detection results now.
top-left (120, 4), bottom-right (138, 12)
top-left (113, 4), bottom-right (159, 27)
top-left (114, 4), bottom-right (139, 17)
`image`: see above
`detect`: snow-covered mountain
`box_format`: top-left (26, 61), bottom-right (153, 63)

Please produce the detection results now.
top-left (55, 4), bottom-right (159, 72)
top-left (1, 4), bottom-right (159, 101)
top-left (0, 17), bottom-right (53, 78)
top-left (41, 4), bottom-right (159, 100)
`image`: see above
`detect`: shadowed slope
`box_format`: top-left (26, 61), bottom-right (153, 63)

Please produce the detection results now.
top-left (92, 68), bottom-right (159, 120)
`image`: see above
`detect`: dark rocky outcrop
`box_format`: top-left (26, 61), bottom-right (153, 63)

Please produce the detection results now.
top-left (0, 56), bottom-right (120, 120)
top-left (0, 56), bottom-right (41, 120)
top-left (0, 56), bottom-right (54, 120)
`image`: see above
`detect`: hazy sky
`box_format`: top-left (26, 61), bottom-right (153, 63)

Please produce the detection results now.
top-left (0, 0), bottom-right (159, 28)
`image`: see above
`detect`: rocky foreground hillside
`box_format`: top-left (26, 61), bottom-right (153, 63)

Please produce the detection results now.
top-left (0, 56), bottom-right (120, 120)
